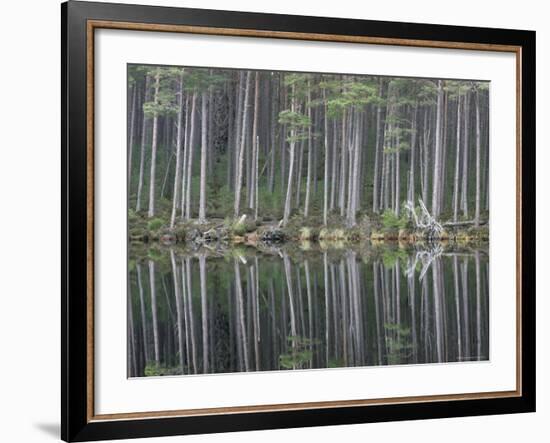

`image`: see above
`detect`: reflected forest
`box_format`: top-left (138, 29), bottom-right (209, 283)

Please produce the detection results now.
top-left (127, 64), bottom-right (490, 377)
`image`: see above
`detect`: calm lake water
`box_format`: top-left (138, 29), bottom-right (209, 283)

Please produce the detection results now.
top-left (127, 243), bottom-right (489, 377)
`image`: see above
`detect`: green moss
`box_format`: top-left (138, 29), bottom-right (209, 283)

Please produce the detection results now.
top-left (148, 218), bottom-right (165, 231)
top-left (381, 210), bottom-right (409, 231)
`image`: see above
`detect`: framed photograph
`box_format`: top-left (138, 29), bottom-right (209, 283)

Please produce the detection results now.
top-left (62, 1), bottom-right (535, 441)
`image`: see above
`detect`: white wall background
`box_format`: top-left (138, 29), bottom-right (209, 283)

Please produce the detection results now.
top-left (0, 0), bottom-right (546, 442)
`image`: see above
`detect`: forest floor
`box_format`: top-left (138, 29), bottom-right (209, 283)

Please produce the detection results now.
top-left (128, 210), bottom-right (489, 248)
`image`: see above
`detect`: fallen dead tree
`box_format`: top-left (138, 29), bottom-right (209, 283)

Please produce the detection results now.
top-left (443, 219), bottom-right (488, 227)
top-left (404, 198), bottom-right (444, 240)
top-left (405, 243), bottom-right (444, 281)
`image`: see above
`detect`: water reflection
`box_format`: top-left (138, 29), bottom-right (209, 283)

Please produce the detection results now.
top-left (127, 244), bottom-right (489, 377)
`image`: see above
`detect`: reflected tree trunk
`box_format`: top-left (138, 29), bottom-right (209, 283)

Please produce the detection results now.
top-left (199, 254), bottom-right (209, 373)
top-left (136, 263), bottom-right (149, 364)
top-left (148, 260), bottom-right (160, 365)
top-left (170, 250), bottom-right (185, 373)
top-left (234, 259), bottom-right (249, 371)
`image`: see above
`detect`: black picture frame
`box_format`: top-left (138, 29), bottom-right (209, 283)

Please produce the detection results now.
top-left (62, 1), bottom-right (536, 441)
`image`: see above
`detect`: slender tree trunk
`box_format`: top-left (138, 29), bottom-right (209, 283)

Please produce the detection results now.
top-left (475, 251), bottom-right (482, 359)
top-left (395, 126), bottom-right (401, 216)
top-left (407, 103), bottom-right (418, 203)
top-left (282, 84), bottom-right (297, 226)
top-left (323, 91), bottom-right (329, 225)
top-left (136, 263), bottom-right (148, 364)
top-left (431, 80), bottom-right (444, 218)
top-left (330, 119), bottom-right (338, 211)
top-left (295, 137), bottom-right (304, 208)
top-left (198, 90), bottom-right (208, 223)
top-left (181, 259), bottom-right (191, 372)
top-left (348, 109), bottom-right (362, 226)
top-left (474, 88), bottom-right (482, 227)
top-left (234, 259), bottom-right (249, 371)
top-left (234, 72), bottom-right (251, 217)
top-left (170, 250), bottom-right (185, 372)
top-left (128, 83), bottom-right (137, 190)
top-left (180, 96), bottom-right (190, 218)
top-left (339, 109), bottom-right (348, 216)
top-left (453, 256), bottom-right (462, 361)
top-left (185, 93), bottom-right (197, 220)
top-left (421, 108), bottom-right (430, 205)
top-left (170, 72), bottom-right (185, 229)
top-left (373, 78), bottom-right (386, 213)
top-left (461, 90), bottom-right (470, 217)
top-left (199, 254), bottom-right (208, 372)
top-left (452, 93), bottom-right (462, 222)
top-left (268, 75), bottom-right (277, 193)
top-left (184, 258), bottom-right (197, 373)
top-left (304, 82), bottom-right (313, 217)
top-left (148, 260), bottom-right (160, 365)
top-left (136, 75), bottom-right (150, 212)
top-left (432, 258), bottom-right (443, 363)
top-left (439, 90), bottom-right (449, 213)
top-left (147, 69), bottom-right (161, 218)
top-left (249, 72), bottom-right (260, 215)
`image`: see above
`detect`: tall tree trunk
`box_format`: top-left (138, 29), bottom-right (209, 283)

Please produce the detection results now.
top-left (128, 83), bottom-right (137, 190)
top-left (198, 90), bottom-right (208, 223)
top-left (438, 90), bottom-right (449, 213)
top-left (461, 90), bottom-right (470, 218)
top-left (338, 109), bottom-right (348, 216)
top-left (268, 75), bottom-right (278, 193)
top-left (147, 69), bottom-right (161, 218)
top-left (431, 80), bottom-right (444, 218)
top-left (136, 75), bottom-right (150, 212)
top-left (282, 83), bottom-right (297, 226)
top-left (394, 123), bottom-right (401, 216)
top-left (249, 72), bottom-right (260, 215)
top-left (304, 81), bottom-right (313, 217)
top-left (348, 109), bottom-right (362, 226)
top-left (474, 88), bottom-right (482, 227)
top-left (373, 78), bottom-right (386, 213)
top-left (330, 119), bottom-right (338, 211)
top-left (295, 138), bottom-right (304, 208)
top-left (421, 107), bottom-right (430, 204)
top-left (234, 72), bottom-right (251, 217)
top-left (185, 93), bottom-right (198, 220)
top-left (407, 103), bottom-right (418, 203)
top-left (170, 72), bottom-right (185, 229)
top-left (323, 91), bottom-right (329, 225)
top-left (180, 96), bottom-right (190, 218)
top-left (452, 93), bottom-right (462, 222)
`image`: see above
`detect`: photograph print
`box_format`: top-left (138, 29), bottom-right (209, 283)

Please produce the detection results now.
top-left (126, 64), bottom-right (489, 377)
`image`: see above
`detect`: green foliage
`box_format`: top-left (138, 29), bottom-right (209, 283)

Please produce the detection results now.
top-left (380, 210), bottom-right (409, 231)
top-left (147, 218), bottom-right (165, 231)
top-left (224, 217), bottom-right (256, 237)
top-left (279, 335), bottom-right (318, 369)
top-left (384, 323), bottom-right (412, 365)
top-left (231, 221), bottom-right (246, 236)
top-left (278, 109), bottom-right (311, 142)
top-left (381, 247), bottom-right (408, 269)
top-left (183, 68), bottom-right (226, 93)
top-left (144, 364), bottom-right (181, 377)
